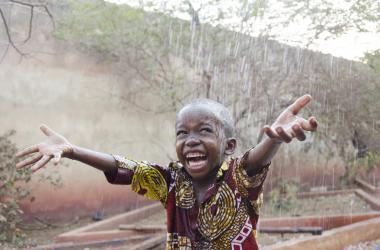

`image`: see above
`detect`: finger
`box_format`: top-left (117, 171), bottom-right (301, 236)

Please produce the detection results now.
top-left (263, 125), bottom-right (278, 139)
top-left (291, 124), bottom-right (306, 141)
top-left (16, 153), bottom-right (43, 169)
top-left (40, 124), bottom-right (58, 137)
top-left (275, 127), bottom-right (292, 143)
top-left (309, 117), bottom-right (318, 131)
top-left (31, 155), bottom-right (52, 172)
top-left (287, 94), bottom-right (312, 115)
top-left (300, 117), bottom-right (318, 131)
top-left (52, 152), bottom-right (62, 165)
top-left (15, 145), bottom-right (39, 158)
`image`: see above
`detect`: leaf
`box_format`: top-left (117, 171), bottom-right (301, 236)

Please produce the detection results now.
top-left (0, 215), bottom-right (7, 222)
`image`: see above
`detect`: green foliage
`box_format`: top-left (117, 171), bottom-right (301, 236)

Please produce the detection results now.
top-left (363, 49), bottom-right (380, 75)
top-left (346, 151), bottom-right (380, 183)
top-left (268, 179), bottom-right (298, 212)
top-left (361, 151), bottom-right (380, 173)
top-left (55, 0), bottom-right (380, 183)
top-left (278, 0), bottom-right (380, 42)
top-left (56, 0), bottom-right (145, 56)
top-left (0, 131), bottom-right (62, 245)
top-left (0, 131), bottom-right (30, 244)
top-left (55, 1), bottom-right (243, 112)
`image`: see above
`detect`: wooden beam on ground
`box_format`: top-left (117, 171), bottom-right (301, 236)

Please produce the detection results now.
top-left (296, 189), bottom-right (355, 199)
top-left (260, 212), bottom-right (380, 230)
top-left (119, 224), bottom-right (166, 231)
top-left (355, 189), bottom-right (380, 210)
top-left (259, 226), bottom-right (323, 235)
top-left (55, 229), bottom-right (151, 243)
top-left (129, 234), bottom-right (166, 250)
top-left (55, 202), bottom-right (163, 243)
top-left (355, 177), bottom-right (377, 194)
top-left (33, 235), bottom-right (152, 250)
top-left (262, 217), bottom-right (380, 250)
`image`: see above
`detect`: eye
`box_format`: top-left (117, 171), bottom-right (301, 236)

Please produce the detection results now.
top-left (200, 127), bottom-right (213, 133)
top-left (176, 130), bottom-right (187, 136)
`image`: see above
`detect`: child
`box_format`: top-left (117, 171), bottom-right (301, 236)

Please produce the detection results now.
top-left (16, 94), bottom-right (317, 250)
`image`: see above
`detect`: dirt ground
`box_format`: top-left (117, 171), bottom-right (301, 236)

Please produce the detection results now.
top-left (258, 193), bottom-right (375, 246)
top-left (343, 238), bottom-right (380, 250)
top-left (0, 216), bottom-right (94, 249)
top-left (1, 193), bottom-right (377, 249)
top-left (261, 193), bottom-right (374, 218)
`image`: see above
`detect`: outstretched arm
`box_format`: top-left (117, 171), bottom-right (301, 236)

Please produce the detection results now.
top-left (16, 125), bottom-right (116, 172)
top-left (245, 94), bottom-right (318, 175)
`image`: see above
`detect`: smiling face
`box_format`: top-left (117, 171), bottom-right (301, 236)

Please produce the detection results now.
top-left (175, 105), bottom-right (236, 182)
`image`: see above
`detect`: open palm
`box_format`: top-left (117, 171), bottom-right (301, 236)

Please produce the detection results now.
top-left (15, 125), bottom-right (73, 172)
top-left (263, 95), bottom-right (318, 143)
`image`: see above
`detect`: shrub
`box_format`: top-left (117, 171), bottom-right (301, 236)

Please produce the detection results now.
top-left (268, 179), bottom-right (298, 213)
top-left (0, 130), bottom-right (31, 244)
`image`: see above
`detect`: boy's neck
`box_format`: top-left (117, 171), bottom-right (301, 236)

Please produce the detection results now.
top-left (192, 163), bottom-right (221, 204)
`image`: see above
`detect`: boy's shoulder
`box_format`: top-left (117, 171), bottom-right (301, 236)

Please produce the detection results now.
top-left (167, 161), bottom-right (182, 172)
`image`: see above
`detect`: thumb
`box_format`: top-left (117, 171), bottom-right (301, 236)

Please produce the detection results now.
top-left (52, 152), bottom-right (62, 165)
top-left (40, 124), bottom-right (58, 137)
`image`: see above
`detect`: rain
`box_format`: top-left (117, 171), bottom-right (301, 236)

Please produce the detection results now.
top-left (0, 0), bottom-right (379, 249)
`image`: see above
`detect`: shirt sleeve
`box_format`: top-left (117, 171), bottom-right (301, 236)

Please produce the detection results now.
top-left (234, 148), bottom-right (270, 215)
top-left (104, 154), bottom-right (170, 206)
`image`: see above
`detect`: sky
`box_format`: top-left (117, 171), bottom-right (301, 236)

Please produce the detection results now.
top-left (106, 0), bottom-right (380, 61)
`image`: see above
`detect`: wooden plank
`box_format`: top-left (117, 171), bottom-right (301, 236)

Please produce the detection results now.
top-left (262, 217), bottom-right (380, 250)
top-left (259, 226), bottom-right (323, 235)
top-left (129, 234), bottom-right (166, 250)
top-left (34, 235), bottom-right (152, 250)
top-left (55, 202), bottom-right (163, 242)
top-left (355, 189), bottom-right (380, 210)
top-left (296, 189), bottom-right (355, 199)
top-left (260, 212), bottom-right (380, 230)
top-left (119, 224), bottom-right (166, 231)
top-left (355, 177), bottom-right (377, 193)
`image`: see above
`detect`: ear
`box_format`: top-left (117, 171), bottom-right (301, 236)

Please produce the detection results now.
top-left (224, 138), bottom-right (237, 156)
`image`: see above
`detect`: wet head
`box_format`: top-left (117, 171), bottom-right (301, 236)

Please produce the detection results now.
top-left (175, 100), bottom-right (236, 182)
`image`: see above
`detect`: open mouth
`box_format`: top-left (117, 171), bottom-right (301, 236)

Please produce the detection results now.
top-left (185, 152), bottom-right (208, 171)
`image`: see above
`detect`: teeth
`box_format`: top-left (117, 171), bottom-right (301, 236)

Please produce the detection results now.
top-left (186, 152), bottom-right (205, 158)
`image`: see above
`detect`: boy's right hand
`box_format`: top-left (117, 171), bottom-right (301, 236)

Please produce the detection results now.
top-left (15, 125), bottom-right (73, 172)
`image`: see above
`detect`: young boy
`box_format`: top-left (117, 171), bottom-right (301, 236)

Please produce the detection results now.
top-left (16, 94), bottom-right (317, 249)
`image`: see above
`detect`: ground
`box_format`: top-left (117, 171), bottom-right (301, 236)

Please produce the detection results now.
top-left (0, 193), bottom-right (377, 249)
top-left (344, 239), bottom-right (380, 250)
top-left (0, 216), bottom-right (94, 249)
top-left (261, 193), bottom-right (373, 217)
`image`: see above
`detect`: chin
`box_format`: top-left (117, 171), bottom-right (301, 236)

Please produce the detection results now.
top-left (184, 166), bottom-right (207, 180)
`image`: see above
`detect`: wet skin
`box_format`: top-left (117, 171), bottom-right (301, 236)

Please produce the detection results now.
top-left (175, 106), bottom-right (236, 188)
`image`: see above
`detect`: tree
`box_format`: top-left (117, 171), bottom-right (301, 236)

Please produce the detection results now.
top-left (0, 0), bottom-right (54, 59)
top-left (55, 0), bottom-right (380, 183)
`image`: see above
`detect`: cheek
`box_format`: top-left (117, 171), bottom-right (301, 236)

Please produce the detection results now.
top-left (175, 140), bottom-right (183, 157)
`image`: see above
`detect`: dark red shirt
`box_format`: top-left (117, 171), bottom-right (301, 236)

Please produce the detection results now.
top-left (105, 150), bottom-right (269, 249)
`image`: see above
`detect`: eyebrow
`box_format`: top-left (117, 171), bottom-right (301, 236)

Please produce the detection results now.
top-left (200, 122), bottom-right (214, 128)
top-left (176, 120), bottom-right (215, 129)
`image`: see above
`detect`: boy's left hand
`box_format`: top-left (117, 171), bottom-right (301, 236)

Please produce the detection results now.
top-left (263, 94), bottom-right (317, 143)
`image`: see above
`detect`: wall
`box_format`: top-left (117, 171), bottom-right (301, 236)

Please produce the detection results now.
top-left (0, 40), bottom-right (176, 220)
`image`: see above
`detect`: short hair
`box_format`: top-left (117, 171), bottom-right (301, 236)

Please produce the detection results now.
top-left (178, 99), bottom-right (235, 138)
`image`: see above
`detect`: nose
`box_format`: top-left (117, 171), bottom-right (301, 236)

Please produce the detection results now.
top-left (185, 135), bottom-right (201, 147)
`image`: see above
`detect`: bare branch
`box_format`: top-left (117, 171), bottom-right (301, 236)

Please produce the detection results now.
top-left (0, 8), bottom-right (26, 56)
top-left (10, 0), bottom-right (55, 29)
top-left (22, 5), bottom-right (34, 44)
top-left (0, 43), bottom-right (10, 63)
top-left (0, 0), bottom-right (55, 57)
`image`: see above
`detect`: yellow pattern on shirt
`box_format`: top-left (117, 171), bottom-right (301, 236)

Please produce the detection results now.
top-left (131, 162), bottom-right (168, 206)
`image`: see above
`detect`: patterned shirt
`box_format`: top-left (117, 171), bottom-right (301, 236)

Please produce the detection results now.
top-left (104, 149), bottom-right (269, 250)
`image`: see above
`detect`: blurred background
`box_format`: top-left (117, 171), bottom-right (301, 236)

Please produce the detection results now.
top-left (0, 0), bottom-right (379, 249)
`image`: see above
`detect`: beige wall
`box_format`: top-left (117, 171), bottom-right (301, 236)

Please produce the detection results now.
top-left (1, 47), bottom-right (176, 219)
